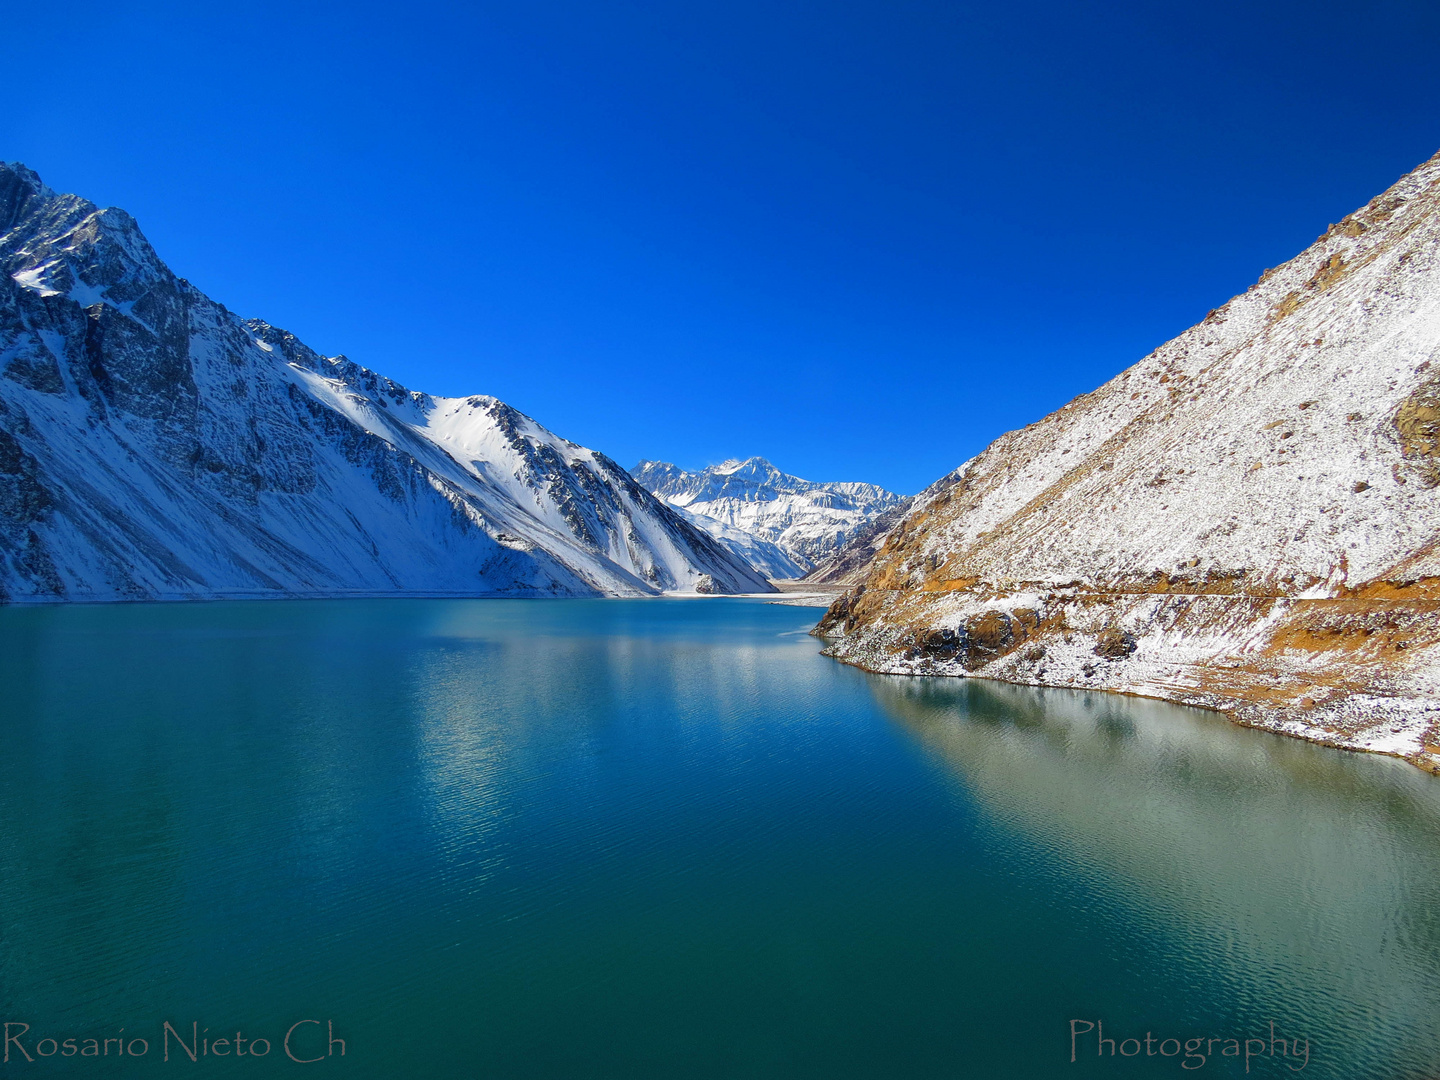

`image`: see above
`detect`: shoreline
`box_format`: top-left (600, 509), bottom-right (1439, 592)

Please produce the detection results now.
top-left (829, 650), bottom-right (1439, 774)
top-left (815, 599), bottom-right (1440, 775)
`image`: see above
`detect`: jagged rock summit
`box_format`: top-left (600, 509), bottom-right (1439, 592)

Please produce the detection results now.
top-left (0, 163), bottom-right (773, 601)
top-left (817, 150), bottom-right (1440, 772)
top-left (633, 456), bottom-right (904, 575)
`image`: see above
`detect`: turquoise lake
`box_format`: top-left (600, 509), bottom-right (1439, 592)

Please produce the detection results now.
top-left (1, 597), bottom-right (1437, 1078)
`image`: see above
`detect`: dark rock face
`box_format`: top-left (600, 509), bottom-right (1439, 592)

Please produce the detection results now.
top-left (0, 423), bottom-right (52, 524)
top-left (966, 610), bottom-right (1016, 654)
top-left (0, 412), bottom-right (61, 598)
top-left (1395, 368), bottom-right (1440, 488)
top-left (1093, 628), bottom-right (1138, 659)
top-left (0, 162), bottom-right (772, 602)
top-left (0, 163), bottom-right (46, 233)
top-left (912, 626), bottom-right (960, 660)
top-left (898, 608), bottom-right (1042, 670)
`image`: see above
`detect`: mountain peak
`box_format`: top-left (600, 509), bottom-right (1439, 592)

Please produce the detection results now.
top-left (717, 456), bottom-right (773, 472)
top-left (0, 161), bottom-right (55, 235)
top-left (0, 166), bottom-right (773, 601)
top-left (1, 161), bottom-right (46, 194)
top-left (631, 456), bottom-right (904, 571)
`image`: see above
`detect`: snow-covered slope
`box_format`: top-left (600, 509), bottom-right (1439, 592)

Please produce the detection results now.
top-left (667, 503), bottom-right (807, 579)
top-left (632, 457), bottom-right (903, 573)
top-left (0, 163), bottom-right (772, 601)
top-left (817, 150), bottom-right (1440, 772)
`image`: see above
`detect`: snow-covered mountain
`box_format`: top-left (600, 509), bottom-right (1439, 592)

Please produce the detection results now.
top-left (817, 150), bottom-right (1440, 772)
top-left (632, 457), bottom-right (904, 574)
top-left (0, 163), bottom-right (772, 601)
top-left (666, 503), bottom-right (807, 580)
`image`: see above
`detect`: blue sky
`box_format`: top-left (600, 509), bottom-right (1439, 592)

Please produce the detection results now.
top-left (7, 0), bottom-right (1440, 494)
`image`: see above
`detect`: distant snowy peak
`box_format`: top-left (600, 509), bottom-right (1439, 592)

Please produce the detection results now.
top-left (636, 456), bottom-right (897, 506)
top-left (632, 457), bottom-right (904, 573)
top-left (0, 162), bottom-right (772, 602)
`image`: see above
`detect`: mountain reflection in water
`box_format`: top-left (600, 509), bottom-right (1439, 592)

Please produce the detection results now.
top-left (866, 674), bottom-right (1440, 1077)
top-left (1, 599), bottom-right (1437, 1079)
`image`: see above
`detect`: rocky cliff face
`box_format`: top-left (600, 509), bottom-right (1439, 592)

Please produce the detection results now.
top-left (0, 163), bottom-right (772, 601)
top-left (633, 456), bottom-right (904, 574)
top-left (816, 151), bottom-right (1440, 772)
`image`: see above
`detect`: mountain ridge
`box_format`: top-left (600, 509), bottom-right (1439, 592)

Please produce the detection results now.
top-left (816, 150), bottom-right (1440, 772)
top-left (632, 456), bottom-right (904, 573)
top-left (0, 163), bottom-right (772, 601)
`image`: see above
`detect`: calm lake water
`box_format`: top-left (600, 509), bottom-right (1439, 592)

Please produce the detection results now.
top-left (1, 598), bottom-right (1437, 1078)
